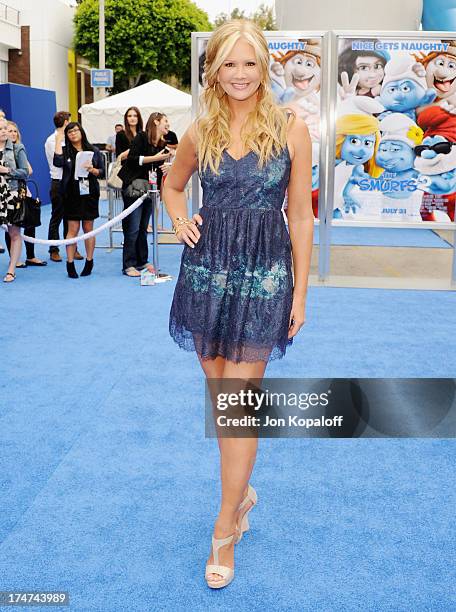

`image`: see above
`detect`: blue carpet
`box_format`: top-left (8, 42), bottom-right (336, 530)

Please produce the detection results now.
top-left (0, 204), bottom-right (455, 611)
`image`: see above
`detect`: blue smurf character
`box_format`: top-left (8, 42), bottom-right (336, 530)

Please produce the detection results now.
top-left (376, 113), bottom-right (424, 197)
top-left (334, 96), bottom-right (384, 218)
top-left (377, 57), bottom-right (436, 121)
top-left (373, 113), bottom-right (425, 219)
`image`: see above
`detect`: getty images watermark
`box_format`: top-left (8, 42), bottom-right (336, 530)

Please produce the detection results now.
top-left (215, 387), bottom-right (343, 430)
top-left (204, 378), bottom-right (456, 438)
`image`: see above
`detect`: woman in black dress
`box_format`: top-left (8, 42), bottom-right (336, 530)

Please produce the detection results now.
top-left (54, 122), bottom-right (105, 278)
top-left (117, 112), bottom-right (172, 276)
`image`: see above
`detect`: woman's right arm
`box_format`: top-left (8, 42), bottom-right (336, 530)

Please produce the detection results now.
top-left (162, 123), bottom-right (201, 248)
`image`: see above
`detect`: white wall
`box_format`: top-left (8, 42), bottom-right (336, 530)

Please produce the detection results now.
top-left (7, 0), bottom-right (74, 108)
top-left (275, 0), bottom-right (423, 31)
top-left (0, 3), bottom-right (21, 80)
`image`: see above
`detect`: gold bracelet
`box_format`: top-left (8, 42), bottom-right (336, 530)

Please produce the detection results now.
top-left (172, 217), bottom-right (194, 235)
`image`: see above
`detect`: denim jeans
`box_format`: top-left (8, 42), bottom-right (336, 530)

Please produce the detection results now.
top-left (121, 191), bottom-right (152, 271)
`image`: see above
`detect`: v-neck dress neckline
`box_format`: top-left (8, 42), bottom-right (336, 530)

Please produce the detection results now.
top-left (224, 149), bottom-right (255, 162)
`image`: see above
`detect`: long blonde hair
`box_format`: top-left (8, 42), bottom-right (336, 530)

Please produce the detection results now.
top-left (197, 19), bottom-right (292, 174)
top-left (336, 114), bottom-right (382, 178)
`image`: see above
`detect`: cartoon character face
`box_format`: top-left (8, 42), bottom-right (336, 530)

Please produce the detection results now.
top-left (414, 134), bottom-right (456, 171)
top-left (376, 140), bottom-right (415, 172)
top-left (341, 134), bottom-right (376, 165)
top-left (354, 56), bottom-right (385, 90)
top-left (414, 134), bottom-right (456, 192)
top-left (379, 80), bottom-right (435, 112)
top-left (417, 134), bottom-right (451, 156)
top-left (282, 53), bottom-right (321, 97)
top-left (425, 54), bottom-right (456, 100)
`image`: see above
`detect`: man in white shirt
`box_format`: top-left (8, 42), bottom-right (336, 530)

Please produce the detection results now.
top-left (105, 123), bottom-right (124, 160)
top-left (44, 111), bottom-right (83, 262)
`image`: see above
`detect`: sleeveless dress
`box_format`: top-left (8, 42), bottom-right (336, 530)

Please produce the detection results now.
top-left (168, 144), bottom-right (294, 364)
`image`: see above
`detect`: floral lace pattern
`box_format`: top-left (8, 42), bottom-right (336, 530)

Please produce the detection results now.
top-left (183, 260), bottom-right (289, 300)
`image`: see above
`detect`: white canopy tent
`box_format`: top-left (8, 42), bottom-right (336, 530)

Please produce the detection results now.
top-left (79, 79), bottom-right (192, 143)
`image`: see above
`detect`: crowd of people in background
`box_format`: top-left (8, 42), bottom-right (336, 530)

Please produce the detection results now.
top-left (118, 108), bottom-right (174, 276)
top-left (0, 106), bottom-right (179, 282)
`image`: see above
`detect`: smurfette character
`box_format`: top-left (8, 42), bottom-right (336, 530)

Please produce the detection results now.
top-left (377, 57), bottom-right (436, 121)
top-left (334, 96), bottom-right (384, 218)
top-left (415, 106), bottom-right (456, 221)
top-left (375, 113), bottom-right (424, 220)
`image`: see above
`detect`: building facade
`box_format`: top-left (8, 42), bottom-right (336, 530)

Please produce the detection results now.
top-left (0, 0), bottom-right (76, 113)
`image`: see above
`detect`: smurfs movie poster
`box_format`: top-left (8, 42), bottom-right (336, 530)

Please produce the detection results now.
top-left (335, 37), bottom-right (456, 224)
top-left (269, 37), bottom-right (322, 219)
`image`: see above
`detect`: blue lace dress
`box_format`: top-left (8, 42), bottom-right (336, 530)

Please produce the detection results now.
top-left (169, 144), bottom-right (294, 363)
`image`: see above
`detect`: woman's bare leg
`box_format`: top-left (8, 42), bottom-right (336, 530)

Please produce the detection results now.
top-left (6, 225), bottom-right (22, 275)
top-left (66, 221), bottom-right (80, 262)
top-left (82, 220), bottom-right (95, 260)
top-left (197, 348), bottom-right (268, 583)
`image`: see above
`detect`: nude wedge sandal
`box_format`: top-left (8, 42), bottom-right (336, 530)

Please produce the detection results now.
top-left (235, 484), bottom-right (258, 544)
top-left (205, 533), bottom-right (235, 589)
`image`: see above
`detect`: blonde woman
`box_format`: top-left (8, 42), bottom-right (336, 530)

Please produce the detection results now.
top-left (0, 117), bottom-right (30, 282)
top-left (5, 121), bottom-right (46, 267)
top-left (163, 19), bottom-right (313, 588)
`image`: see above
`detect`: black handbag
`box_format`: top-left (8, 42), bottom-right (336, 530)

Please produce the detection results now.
top-left (124, 178), bottom-right (150, 199)
top-left (20, 180), bottom-right (41, 228)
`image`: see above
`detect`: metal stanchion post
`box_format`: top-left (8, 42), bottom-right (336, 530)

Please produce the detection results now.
top-left (149, 189), bottom-right (159, 272)
top-left (147, 189), bottom-right (173, 280)
top-left (108, 187), bottom-right (114, 250)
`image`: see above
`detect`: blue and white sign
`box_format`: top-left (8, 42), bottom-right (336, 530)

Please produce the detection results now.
top-left (90, 69), bottom-right (114, 88)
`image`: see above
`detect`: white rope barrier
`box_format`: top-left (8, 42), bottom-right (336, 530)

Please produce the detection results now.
top-left (1, 193), bottom-right (148, 246)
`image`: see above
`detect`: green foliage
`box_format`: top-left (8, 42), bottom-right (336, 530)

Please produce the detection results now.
top-left (251, 3), bottom-right (277, 30)
top-left (74, 0), bottom-right (212, 91)
top-left (214, 3), bottom-right (277, 30)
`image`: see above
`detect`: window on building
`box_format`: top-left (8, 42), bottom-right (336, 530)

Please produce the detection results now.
top-left (0, 60), bottom-right (8, 84)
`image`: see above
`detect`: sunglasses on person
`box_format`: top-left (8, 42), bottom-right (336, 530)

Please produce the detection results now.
top-left (414, 142), bottom-right (456, 156)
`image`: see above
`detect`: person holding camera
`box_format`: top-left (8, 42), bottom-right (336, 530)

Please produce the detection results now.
top-left (118, 112), bottom-right (172, 277)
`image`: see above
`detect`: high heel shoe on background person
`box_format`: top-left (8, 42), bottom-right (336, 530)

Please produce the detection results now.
top-left (205, 533), bottom-right (236, 589)
top-left (66, 261), bottom-right (79, 279)
top-left (80, 259), bottom-right (94, 277)
top-left (235, 484), bottom-right (258, 544)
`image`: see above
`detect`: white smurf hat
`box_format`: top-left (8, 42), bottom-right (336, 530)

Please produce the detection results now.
top-left (382, 56), bottom-right (427, 90)
top-left (337, 95), bottom-right (385, 117)
top-left (379, 113), bottom-right (424, 147)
